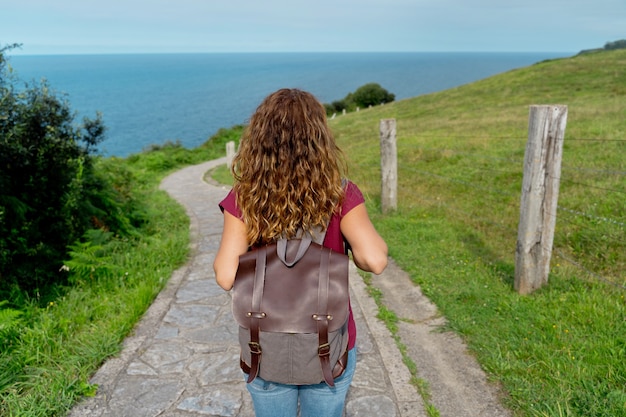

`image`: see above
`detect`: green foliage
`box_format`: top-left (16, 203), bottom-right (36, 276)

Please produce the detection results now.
top-left (578, 38), bottom-right (626, 55)
top-left (0, 121), bottom-right (240, 415)
top-left (0, 45), bottom-right (120, 293)
top-left (324, 83), bottom-right (395, 115)
top-left (351, 82), bottom-right (396, 108)
top-left (125, 125), bottom-right (244, 179)
top-left (64, 229), bottom-right (121, 286)
top-left (604, 39), bottom-right (626, 50)
top-left (0, 300), bottom-right (21, 351)
top-left (0, 148), bottom-right (191, 415)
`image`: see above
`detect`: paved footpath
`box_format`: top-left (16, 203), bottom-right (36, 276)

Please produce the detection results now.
top-left (69, 158), bottom-right (511, 417)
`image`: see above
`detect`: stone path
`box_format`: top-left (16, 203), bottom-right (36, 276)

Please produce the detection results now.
top-left (68, 158), bottom-right (511, 417)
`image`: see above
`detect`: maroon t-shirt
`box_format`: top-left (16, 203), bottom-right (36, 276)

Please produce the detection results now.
top-left (219, 181), bottom-right (365, 350)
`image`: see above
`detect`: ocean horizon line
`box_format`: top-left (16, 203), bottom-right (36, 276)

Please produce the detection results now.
top-left (10, 50), bottom-right (575, 57)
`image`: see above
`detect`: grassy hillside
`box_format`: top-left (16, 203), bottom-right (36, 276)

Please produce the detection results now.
top-left (329, 50), bottom-right (625, 416)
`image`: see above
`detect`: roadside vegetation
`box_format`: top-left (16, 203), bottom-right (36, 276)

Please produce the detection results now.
top-left (0, 44), bottom-right (243, 415)
top-left (0, 128), bottom-right (241, 415)
top-left (1, 43), bottom-right (624, 416)
top-left (331, 49), bottom-right (626, 417)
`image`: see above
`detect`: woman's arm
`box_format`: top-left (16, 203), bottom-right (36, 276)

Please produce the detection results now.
top-left (213, 210), bottom-right (249, 290)
top-left (340, 203), bottom-right (388, 274)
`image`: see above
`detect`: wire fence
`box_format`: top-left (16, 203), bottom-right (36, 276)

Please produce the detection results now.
top-left (359, 132), bottom-right (625, 290)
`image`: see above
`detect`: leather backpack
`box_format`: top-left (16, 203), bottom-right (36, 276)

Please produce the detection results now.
top-left (231, 229), bottom-right (350, 386)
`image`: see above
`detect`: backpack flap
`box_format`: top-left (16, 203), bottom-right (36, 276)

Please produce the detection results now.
top-left (232, 240), bottom-right (349, 334)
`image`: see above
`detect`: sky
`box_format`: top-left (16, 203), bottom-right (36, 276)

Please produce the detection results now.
top-left (1, 0), bottom-right (624, 55)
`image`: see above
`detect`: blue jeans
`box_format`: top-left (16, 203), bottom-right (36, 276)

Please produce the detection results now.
top-left (245, 347), bottom-right (356, 417)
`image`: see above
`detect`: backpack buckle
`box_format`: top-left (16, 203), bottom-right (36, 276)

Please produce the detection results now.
top-left (248, 342), bottom-right (262, 354)
top-left (318, 343), bottom-right (331, 357)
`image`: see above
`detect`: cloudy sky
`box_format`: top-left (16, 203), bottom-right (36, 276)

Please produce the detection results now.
top-left (1, 0), bottom-right (624, 55)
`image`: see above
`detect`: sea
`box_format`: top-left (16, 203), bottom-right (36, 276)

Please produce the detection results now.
top-left (8, 52), bottom-right (570, 157)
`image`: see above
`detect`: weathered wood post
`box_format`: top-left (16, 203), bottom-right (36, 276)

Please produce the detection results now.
top-left (515, 105), bottom-right (567, 294)
top-left (226, 141), bottom-right (236, 169)
top-left (380, 119), bottom-right (397, 214)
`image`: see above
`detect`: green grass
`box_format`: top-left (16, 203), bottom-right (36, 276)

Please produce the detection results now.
top-left (335, 51), bottom-right (625, 283)
top-left (328, 49), bottom-right (626, 416)
top-left (0, 186), bottom-right (188, 416)
top-left (207, 164), bottom-right (234, 186)
top-left (0, 128), bottom-right (241, 416)
top-left (372, 209), bottom-right (625, 416)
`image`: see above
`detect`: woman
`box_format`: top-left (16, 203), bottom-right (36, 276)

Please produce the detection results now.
top-left (213, 88), bottom-right (388, 417)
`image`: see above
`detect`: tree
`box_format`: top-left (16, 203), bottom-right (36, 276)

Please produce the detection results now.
top-left (604, 39), bottom-right (626, 50)
top-left (351, 83), bottom-right (395, 108)
top-left (324, 83), bottom-right (395, 116)
top-left (578, 39), bottom-right (626, 55)
top-left (0, 44), bottom-right (110, 292)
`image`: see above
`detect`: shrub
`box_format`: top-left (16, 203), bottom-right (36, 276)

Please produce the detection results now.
top-left (0, 45), bottom-right (125, 293)
top-left (604, 39), bottom-right (626, 50)
top-left (351, 82), bottom-right (395, 108)
top-left (324, 83), bottom-right (395, 116)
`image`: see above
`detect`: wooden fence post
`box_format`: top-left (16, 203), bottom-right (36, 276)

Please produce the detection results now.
top-left (380, 119), bottom-right (397, 214)
top-left (226, 141), bottom-right (236, 169)
top-left (515, 105), bottom-right (568, 294)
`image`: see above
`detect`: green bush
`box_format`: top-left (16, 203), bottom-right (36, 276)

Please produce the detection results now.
top-left (604, 39), bottom-right (626, 50)
top-left (0, 45), bottom-right (130, 293)
top-left (324, 83), bottom-right (395, 116)
top-left (351, 82), bottom-right (395, 108)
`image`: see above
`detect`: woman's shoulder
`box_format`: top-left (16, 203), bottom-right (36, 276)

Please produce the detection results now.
top-left (219, 189), bottom-right (241, 218)
top-left (341, 179), bottom-right (365, 215)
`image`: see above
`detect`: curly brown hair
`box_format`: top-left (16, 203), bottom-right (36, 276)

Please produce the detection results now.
top-left (232, 88), bottom-right (347, 245)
